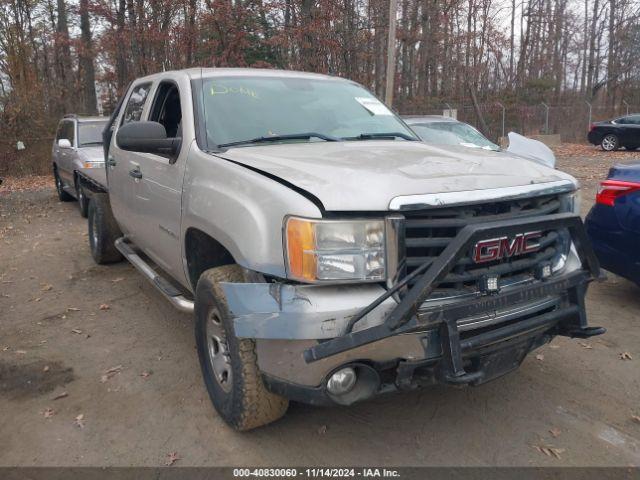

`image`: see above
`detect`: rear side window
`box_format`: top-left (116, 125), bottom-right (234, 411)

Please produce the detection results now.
top-left (629, 115), bottom-right (640, 125)
top-left (121, 83), bottom-right (152, 125)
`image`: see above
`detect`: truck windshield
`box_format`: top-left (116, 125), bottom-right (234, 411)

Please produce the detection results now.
top-left (198, 76), bottom-right (417, 148)
top-left (78, 121), bottom-right (107, 147)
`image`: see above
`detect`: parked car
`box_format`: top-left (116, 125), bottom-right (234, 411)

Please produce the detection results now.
top-left (52, 114), bottom-right (108, 217)
top-left (405, 116), bottom-right (558, 169)
top-left (81, 68), bottom-right (604, 431)
top-left (585, 163), bottom-right (640, 285)
top-left (587, 114), bottom-right (640, 151)
top-left (404, 115), bottom-right (500, 151)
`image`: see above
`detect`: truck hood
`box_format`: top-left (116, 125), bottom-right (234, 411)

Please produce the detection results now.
top-left (77, 146), bottom-right (104, 163)
top-left (217, 141), bottom-right (577, 211)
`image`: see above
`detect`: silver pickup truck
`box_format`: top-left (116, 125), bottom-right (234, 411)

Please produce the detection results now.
top-left (83, 68), bottom-right (605, 431)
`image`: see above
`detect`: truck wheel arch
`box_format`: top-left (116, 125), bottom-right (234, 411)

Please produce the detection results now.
top-left (184, 228), bottom-right (236, 291)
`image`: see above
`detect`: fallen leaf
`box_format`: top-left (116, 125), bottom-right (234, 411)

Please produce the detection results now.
top-left (100, 365), bottom-right (123, 383)
top-left (317, 425), bottom-right (327, 435)
top-left (66, 307), bottom-right (80, 312)
top-left (536, 354), bottom-right (544, 361)
top-left (111, 277), bottom-right (124, 283)
top-left (43, 365), bottom-right (50, 372)
top-left (15, 350), bottom-right (26, 355)
top-left (2, 346), bottom-right (9, 351)
top-left (534, 445), bottom-right (565, 459)
top-left (631, 415), bottom-right (640, 424)
top-left (165, 452), bottom-right (180, 466)
top-left (74, 414), bottom-right (85, 428)
top-left (620, 352), bottom-right (633, 360)
top-left (43, 408), bottom-right (55, 418)
top-left (99, 304), bottom-right (110, 311)
top-left (52, 392), bottom-right (68, 400)
top-left (140, 370), bottom-right (152, 379)
top-left (41, 284), bottom-right (53, 291)
top-left (549, 345), bottom-right (560, 350)
top-left (579, 342), bottom-right (593, 349)
top-left (71, 329), bottom-right (83, 334)
top-left (549, 427), bottom-right (561, 438)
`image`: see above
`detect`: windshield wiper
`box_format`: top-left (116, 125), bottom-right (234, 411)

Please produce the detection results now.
top-left (344, 132), bottom-right (417, 141)
top-left (218, 132), bottom-right (339, 148)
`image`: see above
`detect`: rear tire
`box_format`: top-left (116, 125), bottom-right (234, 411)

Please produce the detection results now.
top-left (87, 194), bottom-right (123, 264)
top-left (54, 168), bottom-right (74, 202)
top-left (601, 134), bottom-right (619, 151)
top-left (195, 265), bottom-right (288, 431)
top-left (76, 181), bottom-right (89, 218)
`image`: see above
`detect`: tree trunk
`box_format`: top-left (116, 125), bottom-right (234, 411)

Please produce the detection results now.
top-left (79, 0), bottom-right (98, 114)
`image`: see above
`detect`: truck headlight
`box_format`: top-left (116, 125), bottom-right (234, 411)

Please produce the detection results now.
top-left (285, 217), bottom-right (385, 283)
top-left (560, 189), bottom-right (581, 215)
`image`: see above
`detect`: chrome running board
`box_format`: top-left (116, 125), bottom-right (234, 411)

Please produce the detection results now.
top-left (114, 238), bottom-right (194, 314)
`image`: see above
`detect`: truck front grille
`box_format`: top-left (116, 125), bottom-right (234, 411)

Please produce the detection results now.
top-left (401, 194), bottom-right (566, 294)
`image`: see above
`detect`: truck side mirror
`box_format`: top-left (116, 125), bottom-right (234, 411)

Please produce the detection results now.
top-left (58, 138), bottom-right (72, 148)
top-left (116, 121), bottom-right (181, 156)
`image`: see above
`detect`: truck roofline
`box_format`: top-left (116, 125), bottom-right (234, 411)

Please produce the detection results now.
top-left (128, 68), bottom-right (350, 85)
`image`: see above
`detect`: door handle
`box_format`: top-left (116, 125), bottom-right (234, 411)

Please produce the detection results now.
top-left (129, 168), bottom-right (143, 179)
top-left (107, 157), bottom-right (117, 167)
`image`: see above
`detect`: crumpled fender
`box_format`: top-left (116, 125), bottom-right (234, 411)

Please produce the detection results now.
top-left (506, 132), bottom-right (556, 169)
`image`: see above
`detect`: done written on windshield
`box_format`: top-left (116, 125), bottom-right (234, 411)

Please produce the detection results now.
top-left (197, 76), bottom-right (419, 149)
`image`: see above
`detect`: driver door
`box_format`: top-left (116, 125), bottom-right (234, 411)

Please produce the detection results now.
top-left (108, 81), bottom-right (154, 243)
top-left (125, 75), bottom-right (190, 282)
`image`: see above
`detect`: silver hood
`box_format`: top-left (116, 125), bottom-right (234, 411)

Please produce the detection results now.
top-left (77, 146), bottom-right (104, 163)
top-left (217, 141), bottom-right (577, 211)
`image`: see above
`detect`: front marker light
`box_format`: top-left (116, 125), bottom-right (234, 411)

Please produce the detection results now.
top-left (83, 161), bottom-right (104, 169)
top-left (285, 217), bottom-right (386, 283)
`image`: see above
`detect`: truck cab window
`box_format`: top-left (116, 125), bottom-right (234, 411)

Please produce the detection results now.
top-left (121, 83), bottom-right (152, 125)
top-left (150, 82), bottom-right (182, 138)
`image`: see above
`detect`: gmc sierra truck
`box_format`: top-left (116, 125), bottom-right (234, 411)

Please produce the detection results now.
top-left (85, 68), bottom-right (605, 431)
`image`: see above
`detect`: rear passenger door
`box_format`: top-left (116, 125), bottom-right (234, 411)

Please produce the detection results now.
top-left (108, 81), bottom-right (153, 242)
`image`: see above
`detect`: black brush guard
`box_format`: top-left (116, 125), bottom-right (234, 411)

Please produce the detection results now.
top-left (303, 213), bottom-right (606, 385)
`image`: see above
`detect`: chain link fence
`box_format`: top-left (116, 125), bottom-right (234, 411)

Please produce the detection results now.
top-left (1, 103), bottom-right (638, 177)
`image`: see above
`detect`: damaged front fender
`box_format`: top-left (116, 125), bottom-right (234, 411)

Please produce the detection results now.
top-left (220, 282), bottom-right (397, 340)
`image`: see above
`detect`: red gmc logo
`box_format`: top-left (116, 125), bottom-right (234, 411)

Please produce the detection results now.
top-left (472, 231), bottom-right (543, 264)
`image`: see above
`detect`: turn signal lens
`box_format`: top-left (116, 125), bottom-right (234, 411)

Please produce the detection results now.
top-left (83, 161), bottom-right (104, 169)
top-left (285, 217), bottom-right (386, 283)
top-left (596, 180), bottom-right (640, 207)
top-left (286, 217), bottom-right (317, 282)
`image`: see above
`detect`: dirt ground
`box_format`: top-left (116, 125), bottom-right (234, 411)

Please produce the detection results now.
top-left (1, 144), bottom-right (639, 467)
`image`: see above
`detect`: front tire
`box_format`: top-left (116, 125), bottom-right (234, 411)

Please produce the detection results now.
top-left (54, 168), bottom-right (74, 202)
top-left (195, 265), bottom-right (288, 431)
top-left (601, 134), bottom-right (619, 151)
top-left (87, 194), bottom-right (123, 264)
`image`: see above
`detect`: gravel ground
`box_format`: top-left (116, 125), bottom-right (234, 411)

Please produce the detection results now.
top-left (1, 145), bottom-right (639, 467)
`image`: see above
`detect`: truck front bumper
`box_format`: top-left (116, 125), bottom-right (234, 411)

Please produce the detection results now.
top-left (221, 213), bottom-right (605, 406)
